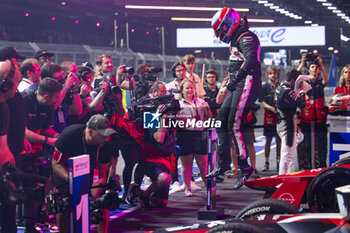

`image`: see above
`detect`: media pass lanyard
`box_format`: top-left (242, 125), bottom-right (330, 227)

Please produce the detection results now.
top-left (82, 130), bottom-right (100, 183)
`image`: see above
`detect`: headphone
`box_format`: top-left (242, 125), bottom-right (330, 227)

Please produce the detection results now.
top-left (0, 60), bottom-right (15, 93)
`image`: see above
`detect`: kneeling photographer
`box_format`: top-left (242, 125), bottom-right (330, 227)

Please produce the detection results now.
top-left (51, 114), bottom-right (117, 233)
top-left (125, 82), bottom-right (178, 207)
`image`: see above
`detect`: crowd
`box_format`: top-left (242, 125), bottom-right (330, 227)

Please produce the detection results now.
top-left (0, 6), bottom-right (348, 233)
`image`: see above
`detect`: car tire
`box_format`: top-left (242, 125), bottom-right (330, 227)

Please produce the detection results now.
top-left (307, 166), bottom-right (350, 213)
top-left (207, 222), bottom-right (265, 233)
top-left (333, 156), bottom-right (350, 166)
top-left (235, 199), bottom-right (299, 219)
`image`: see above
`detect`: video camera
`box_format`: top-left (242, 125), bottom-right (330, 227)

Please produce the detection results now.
top-left (129, 94), bottom-right (181, 122)
top-left (0, 162), bottom-right (47, 206)
top-left (45, 175), bottom-right (121, 224)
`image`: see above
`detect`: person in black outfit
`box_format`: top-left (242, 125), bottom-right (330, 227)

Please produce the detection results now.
top-left (52, 114), bottom-right (116, 233)
top-left (0, 59), bottom-right (22, 233)
top-left (276, 69), bottom-right (306, 174)
top-left (207, 7), bottom-right (262, 190)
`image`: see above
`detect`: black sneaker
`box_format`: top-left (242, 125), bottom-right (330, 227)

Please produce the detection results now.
top-left (205, 167), bottom-right (230, 178)
top-left (126, 183), bottom-right (140, 204)
top-left (233, 165), bottom-right (254, 190)
top-left (138, 191), bottom-right (149, 208)
top-left (216, 175), bottom-right (225, 183)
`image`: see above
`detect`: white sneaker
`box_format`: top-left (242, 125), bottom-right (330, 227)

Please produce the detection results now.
top-left (191, 180), bottom-right (202, 191)
top-left (185, 188), bottom-right (193, 197)
top-left (171, 181), bottom-right (183, 192)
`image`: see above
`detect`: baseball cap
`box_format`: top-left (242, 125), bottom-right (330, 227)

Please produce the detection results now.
top-left (34, 50), bottom-right (55, 60)
top-left (86, 114), bottom-right (116, 137)
top-left (0, 46), bottom-right (25, 61)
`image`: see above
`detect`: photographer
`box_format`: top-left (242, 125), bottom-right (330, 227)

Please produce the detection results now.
top-left (51, 114), bottom-right (116, 233)
top-left (134, 63), bottom-right (163, 100)
top-left (77, 65), bottom-right (107, 124)
top-left (127, 109), bottom-right (175, 208)
top-left (0, 60), bottom-right (22, 233)
top-left (297, 53), bottom-right (328, 168)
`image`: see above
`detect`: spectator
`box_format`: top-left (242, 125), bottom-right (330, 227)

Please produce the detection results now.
top-left (334, 65), bottom-right (350, 95)
top-left (166, 62), bottom-right (186, 99)
top-left (182, 54), bottom-right (206, 99)
top-left (204, 70), bottom-right (221, 118)
top-left (297, 53), bottom-right (328, 168)
top-left (18, 58), bottom-right (41, 93)
top-left (259, 67), bottom-right (281, 171)
top-left (276, 69), bottom-right (306, 174)
top-left (177, 79), bottom-right (211, 197)
top-left (34, 50), bottom-right (54, 65)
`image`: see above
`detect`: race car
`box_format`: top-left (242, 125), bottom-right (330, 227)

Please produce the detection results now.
top-left (152, 185), bottom-right (350, 233)
top-left (244, 157), bottom-right (350, 213)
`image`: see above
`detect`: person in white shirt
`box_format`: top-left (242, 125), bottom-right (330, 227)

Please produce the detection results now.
top-left (18, 58), bottom-right (41, 93)
top-left (182, 54), bottom-right (206, 99)
top-left (166, 62), bottom-right (186, 99)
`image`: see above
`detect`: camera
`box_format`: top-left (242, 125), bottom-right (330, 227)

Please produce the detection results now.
top-left (0, 162), bottom-right (47, 206)
top-left (45, 175), bottom-right (121, 224)
top-left (129, 94), bottom-right (180, 122)
top-left (124, 66), bottom-right (135, 75)
top-left (305, 52), bottom-right (319, 63)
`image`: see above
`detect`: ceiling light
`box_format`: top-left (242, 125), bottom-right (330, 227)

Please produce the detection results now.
top-left (125, 5), bottom-right (249, 12)
top-left (170, 17), bottom-right (274, 23)
top-left (311, 23), bottom-right (319, 26)
top-left (264, 3), bottom-right (274, 7)
top-left (316, 0), bottom-right (327, 2)
top-left (275, 9), bottom-right (283, 12)
top-left (258, 0), bottom-right (268, 4)
top-left (328, 47), bottom-right (334, 50)
top-left (61, 2), bottom-right (66, 6)
top-left (304, 20), bottom-right (312, 24)
top-left (341, 34), bottom-right (350, 42)
top-left (337, 13), bottom-right (346, 17)
top-left (341, 16), bottom-right (350, 20)
top-left (270, 6), bottom-right (279, 9)
top-left (332, 10), bottom-right (341, 13)
top-left (322, 3), bottom-right (332, 6)
top-left (328, 6), bottom-right (337, 10)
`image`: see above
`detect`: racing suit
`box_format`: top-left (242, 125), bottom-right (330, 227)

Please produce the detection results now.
top-left (216, 26), bottom-right (261, 170)
top-left (276, 83), bottom-right (306, 174)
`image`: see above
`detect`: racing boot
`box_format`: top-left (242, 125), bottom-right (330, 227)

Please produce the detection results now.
top-left (262, 162), bottom-right (269, 171)
top-left (233, 164), bottom-right (254, 190)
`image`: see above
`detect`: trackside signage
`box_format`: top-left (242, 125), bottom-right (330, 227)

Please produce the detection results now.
top-left (176, 26), bottom-right (325, 48)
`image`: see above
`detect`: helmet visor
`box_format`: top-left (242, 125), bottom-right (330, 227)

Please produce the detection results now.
top-left (214, 21), bottom-right (229, 38)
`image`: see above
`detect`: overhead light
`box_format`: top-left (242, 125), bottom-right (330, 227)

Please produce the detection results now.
top-left (258, 0), bottom-right (268, 4)
top-left (332, 10), bottom-right (341, 13)
top-left (322, 3), bottom-right (332, 6)
top-left (337, 13), bottom-right (346, 17)
top-left (341, 34), bottom-right (350, 42)
top-left (264, 3), bottom-right (274, 7)
top-left (328, 6), bottom-right (337, 10)
top-left (328, 47), bottom-right (334, 50)
top-left (311, 23), bottom-right (319, 26)
top-left (125, 5), bottom-right (249, 12)
top-left (270, 6), bottom-right (279, 9)
top-left (275, 9), bottom-right (283, 12)
top-left (334, 49), bottom-right (339, 54)
top-left (304, 20), bottom-right (312, 24)
top-left (341, 16), bottom-right (350, 20)
top-left (61, 1), bottom-right (66, 6)
top-left (170, 17), bottom-right (274, 23)
top-left (316, 0), bottom-right (327, 2)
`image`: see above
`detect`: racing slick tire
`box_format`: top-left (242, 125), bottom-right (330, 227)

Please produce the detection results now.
top-left (333, 156), bottom-right (350, 166)
top-left (235, 199), bottom-right (299, 219)
top-left (307, 166), bottom-right (350, 213)
top-left (207, 222), bottom-right (265, 233)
